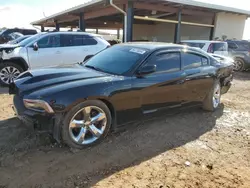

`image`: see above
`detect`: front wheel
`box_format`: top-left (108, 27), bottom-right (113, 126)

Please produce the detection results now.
top-left (202, 80), bottom-right (221, 112)
top-left (0, 62), bottom-right (23, 86)
top-left (61, 100), bottom-right (112, 149)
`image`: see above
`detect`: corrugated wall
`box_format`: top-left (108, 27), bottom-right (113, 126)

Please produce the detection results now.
top-left (133, 15), bottom-right (213, 42)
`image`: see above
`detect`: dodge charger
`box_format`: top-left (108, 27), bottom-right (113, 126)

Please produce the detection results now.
top-left (9, 43), bottom-right (233, 149)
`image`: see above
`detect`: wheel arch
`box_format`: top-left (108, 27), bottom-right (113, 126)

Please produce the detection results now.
top-left (55, 95), bottom-right (117, 128)
top-left (98, 98), bottom-right (117, 129)
top-left (53, 96), bottom-right (117, 143)
top-left (3, 57), bottom-right (29, 71)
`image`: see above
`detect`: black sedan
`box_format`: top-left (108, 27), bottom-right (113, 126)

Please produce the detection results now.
top-left (9, 43), bottom-right (233, 149)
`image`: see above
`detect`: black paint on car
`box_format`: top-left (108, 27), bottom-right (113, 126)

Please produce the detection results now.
top-left (9, 43), bottom-right (234, 149)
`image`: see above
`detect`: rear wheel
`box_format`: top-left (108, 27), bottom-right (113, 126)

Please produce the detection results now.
top-left (0, 62), bottom-right (23, 86)
top-left (233, 58), bottom-right (245, 72)
top-left (61, 100), bottom-right (112, 149)
top-left (202, 80), bottom-right (221, 112)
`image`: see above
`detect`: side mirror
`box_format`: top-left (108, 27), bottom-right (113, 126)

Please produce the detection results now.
top-left (137, 65), bottom-right (156, 77)
top-left (33, 42), bottom-right (38, 51)
top-left (84, 55), bottom-right (93, 62)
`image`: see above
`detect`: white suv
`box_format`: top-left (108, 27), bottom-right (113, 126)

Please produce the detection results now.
top-left (181, 40), bottom-right (228, 56)
top-left (0, 32), bottom-right (110, 85)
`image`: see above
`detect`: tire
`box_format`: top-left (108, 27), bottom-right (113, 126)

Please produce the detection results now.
top-left (233, 58), bottom-right (245, 72)
top-left (61, 100), bottom-right (112, 149)
top-left (202, 80), bottom-right (221, 112)
top-left (0, 62), bottom-right (24, 86)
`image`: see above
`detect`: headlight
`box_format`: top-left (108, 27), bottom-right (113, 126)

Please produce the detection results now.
top-left (23, 99), bottom-right (54, 113)
top-left (5, 48), bottom-right (15, 54)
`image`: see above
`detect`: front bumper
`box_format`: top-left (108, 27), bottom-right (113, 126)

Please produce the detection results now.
top-left (13, 94), bottom-right (54, 131)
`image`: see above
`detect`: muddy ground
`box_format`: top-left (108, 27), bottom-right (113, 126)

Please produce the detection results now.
top-left (0, 73), bottom-right (249, 188)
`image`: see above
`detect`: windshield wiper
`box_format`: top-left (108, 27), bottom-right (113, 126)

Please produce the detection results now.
top-left (85, 65), bottom-right (103, 72)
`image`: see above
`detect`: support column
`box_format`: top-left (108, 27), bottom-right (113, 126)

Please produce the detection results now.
top-left (41, 25), bottom-right (44, 32)
top-left (126, 1), bottom-right (134, 42)
top-left (79, 12), bottom-right (86, 31)
top-left (209, 14), bottom-right (216, 40)
top-left (117, 29), bottom-right (120, 39)
top-left (174, 8), bottom-right (182, 44)
top-left (96, 28), bottom-right (99, 34)
top-left (122, 4), bottom-right (126, 43)
top-left (55, 21), bottom-right (60, 31)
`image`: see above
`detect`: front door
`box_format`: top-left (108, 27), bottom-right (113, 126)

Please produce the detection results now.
top-left (27, 34), bottom-right (62, 69)
top-left (132, 51), bottom-right (186, 115)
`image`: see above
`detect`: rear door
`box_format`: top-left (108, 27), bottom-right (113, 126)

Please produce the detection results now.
top-left (133, 50), bottom-right (186, 114)
top-left (60, 34), bottom-right (99, 65)
top-left (181, 50), bottom-right (214, 106)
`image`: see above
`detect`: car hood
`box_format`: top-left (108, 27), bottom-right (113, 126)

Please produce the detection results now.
top-left (11, 65), bottom-right (110, 94)
top-left (0, 44), bottom-right (19, 51)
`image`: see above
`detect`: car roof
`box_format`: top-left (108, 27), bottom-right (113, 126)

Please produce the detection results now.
top-left (227, 40), bottom-right (250, 43)
top-left (119, 42), bottom-right (185, 50)
top-left (44, 31), bottom-right (102, 37)
top-left (182, 40), bottom-right (226, 43)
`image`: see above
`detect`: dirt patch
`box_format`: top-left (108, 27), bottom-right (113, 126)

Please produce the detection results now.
top-left (0, 73), bottom-right (250, 188)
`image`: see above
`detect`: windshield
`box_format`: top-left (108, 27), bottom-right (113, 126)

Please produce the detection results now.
top-left (19, 33), bottom-right (43, 46)
top-left (84, 45), bottom-right (148, 75)
top-left (8, 35), bottom-right (30, 44)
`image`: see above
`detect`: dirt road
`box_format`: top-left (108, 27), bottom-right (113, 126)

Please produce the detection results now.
top-left (0, 73), bottom-right (249, 188)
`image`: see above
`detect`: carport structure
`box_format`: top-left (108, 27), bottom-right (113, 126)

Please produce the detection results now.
top-left (31, 0), bottom-right (250, 42)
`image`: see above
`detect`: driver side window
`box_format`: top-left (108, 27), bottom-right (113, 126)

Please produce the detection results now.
top-left (37, 35), bottom-right (60, 48)
top-left (144, 52), bottom-right (181, 74)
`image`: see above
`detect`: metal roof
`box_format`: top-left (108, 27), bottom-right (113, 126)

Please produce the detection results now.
top-left (31, 0), bottom-right (104, 25)
top-left (165, 0), bottom-right (250, 15)
top-left (31, 0), bottom-right (250, 25)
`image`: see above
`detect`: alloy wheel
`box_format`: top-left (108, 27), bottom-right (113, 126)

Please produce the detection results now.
top-left (69, 106), bottom-right (107, 145)
top-left (0, 66), bottom-right (20, 84)
top-left (212, 84), bottom-right (221, 109)
top-left (233, 60), bottom-right (244, 71)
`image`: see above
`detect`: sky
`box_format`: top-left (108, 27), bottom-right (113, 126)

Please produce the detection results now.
top-left (0, 0), bottom-right (250, 39)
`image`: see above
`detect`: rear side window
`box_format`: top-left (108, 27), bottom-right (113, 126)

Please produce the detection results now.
top-left (62, 35), bottom-right (74, 47)
top-left (83, 35), bottom-right (98, 45)
top-left (37, 35), bottom-right (61, 48)
top-left (238, 42), bottom-right (250, 50)
top-left (202, 57), bottom-right (209, 66)
top-left (145, 52), bottom-right (181, 73)
top-left (181, 42), bottom-right (205, 49)
top-left (62, 34), bottom-right (97, 47)
top-left (182, 53), bottom-right (203, 69)
top-left (208, 43), bottom-right (227, 53)
top-left (228, 42), bottom-right (238, 50)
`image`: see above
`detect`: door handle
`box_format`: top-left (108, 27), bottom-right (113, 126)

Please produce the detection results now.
top-left (55, 51), bottom-right (61, 54)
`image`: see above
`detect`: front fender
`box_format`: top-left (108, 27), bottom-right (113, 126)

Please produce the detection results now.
top-left (26, 80), bottom-right (114, 112)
